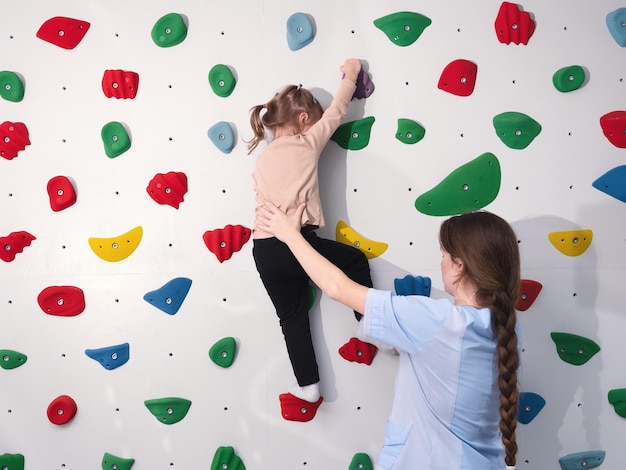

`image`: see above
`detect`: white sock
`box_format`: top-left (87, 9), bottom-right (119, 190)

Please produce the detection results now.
top-left (289, 382), bottom-right (320, 402)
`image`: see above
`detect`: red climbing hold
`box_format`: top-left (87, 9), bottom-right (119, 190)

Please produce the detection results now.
top-left (279, 393), bottom-right (323, 422)
top-left (0, 121), bottom-right (30, 160)
top-left (0, 231), bottom-right (35, 262)
top-left (494, 2), bottom-right (535, 45)
top-left (36, 17), bottom-right (90, 50)
top-left (202, 224), bottom-right (252, 263)
top-left (47, 395), bottom-right (77, 425)
top-left (102, 70), bottom-right (139, 99)
top-left (47, 176), bottom-right (77, 212)
top-left (516, 279), bottom-right (542, 311)
top-left (37, 286), bottom-right (86, 317)
top-left (437, 59), bottom-right (478, 97)
top-left (600, 111), bottom-right (626, 148)
top-left (146, 172), bottom-right (188, 209)
top-left (339, 337), bottom-right (378, 365)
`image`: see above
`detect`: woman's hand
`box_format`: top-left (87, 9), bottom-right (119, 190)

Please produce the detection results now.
top-left (256, 201), bottom-right (305, 243)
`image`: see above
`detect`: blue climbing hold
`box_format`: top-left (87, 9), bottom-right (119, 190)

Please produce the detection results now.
top-left (85, 343), bottom-right (130, 370)
top-left (517, 392), bottom-right (546, 424)
top-left (606, 8), bottom-right (626, 47)
top-left (394, 275), bottom-right (431, 296)
top-left (143, 277), bottom-right (192, 315)
top-left (208, 121), bottom-right (235, 154)
top-left (592, 165), bottom-right (626, 203)
top-left (287, 12), bottom-right (315, 51)
top-left (558, 450), bottom-right (605, 470)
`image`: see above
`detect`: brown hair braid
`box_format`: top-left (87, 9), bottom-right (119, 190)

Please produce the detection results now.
top-left (246, 85), bottom-right (324, 154)
top-left (439, 211), bottom-right (521, 467)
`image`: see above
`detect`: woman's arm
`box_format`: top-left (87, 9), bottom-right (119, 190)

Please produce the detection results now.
top-left (256, 201), bottom-right (369, 314)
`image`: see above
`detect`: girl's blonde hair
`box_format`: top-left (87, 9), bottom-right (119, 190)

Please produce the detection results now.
top-left (247, 85), bottom-right (324, 154)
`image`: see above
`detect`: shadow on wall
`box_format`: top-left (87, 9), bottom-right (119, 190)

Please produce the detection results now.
top-left (512, 213), bottom-right (602, 468)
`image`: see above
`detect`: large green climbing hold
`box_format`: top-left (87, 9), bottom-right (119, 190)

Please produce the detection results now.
top-left (0, 71), bottom-right (25, 102)
top-left (102, 452), bottom-right (134, 470)
top-left (144, 397), bottom-right (191, 424)
top-left (330, 116), bottom-right (375, 150)
top-left (0, 453), bottom-right (24, 470)
top-left (553, 65), bottom-right (585, 93)
top-left (151, 13), bottom-right (187, 47)
top-left (373, 12), bottom-right (431, 47)
top-left (550, 332), bottom-right (600, 366)
top-left (396, 118), bottom-right (425, 144)
top-left (209, 64), bottom-right (236, 98)
top-left (101, 121), bottom-right (131, 158)
top-left (414, 152), bottom-right (501, 216)
top-left (349, 453), bottom-right (373, 470)
top-left (493, 112), bottom-right (541, 149)
top-left (608, 388), bottom-right (626, 418)
top-left (210, 446), bottom-right (245, 470)
top-left (209, 337), bottom-right (237, 368)
top-left (0, 349), bottom-right (27, 370)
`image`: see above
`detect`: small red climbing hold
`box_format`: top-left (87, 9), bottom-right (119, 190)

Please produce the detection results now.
top-left (339, 337), bottom-right (378, 365)
top-left (516, 279), bottom-right (542, 311)
top-left (0, 231), bottom-right (36, 262)
top-left (36, 17), bottom-right (90, 49)
top-left (47, 395), bottom-right (77, 425)
top-left (0, 121), bottom-right (30, 160)
top-left (437, 59), bottom-right (478, 97)
top-left (47, 176), bottom-right (77, 212)
top-left (37, 286), bottom-right (86, 317)
top-left (203, 224), bottom-right (252, 263)
top-left (279, 393), bottom-right (323, 422)
top-left (600, 111), bottom-right (626, 148)
top-left (146, 172), bottom-right (188, 209)
top-left (494, 2), bottom-right (536, 45)
top-left (102, 70), bottom-right (139, 99)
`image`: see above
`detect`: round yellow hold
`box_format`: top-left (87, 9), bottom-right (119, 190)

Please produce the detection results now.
top-left (88, 226), bottom-right (143, 262)
top-left (547, 229), bottom-right (592, 257)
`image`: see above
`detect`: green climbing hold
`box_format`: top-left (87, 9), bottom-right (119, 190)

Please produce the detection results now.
top-left (396, 118), bottom-right (425, 144)
top-left (101, 121), bottom-right (131, 158)
top-left (308, 285), bottom-right (317, 309)
top-left (330, 116), bottom-right (375, 150)
top-left (209, 64), bottom-right (236, 98)
top-left (414, 152), bottom-right (501, 216)
top-left (102, 452), bottom-right (134, 470)
top-left (144, 397), bottom-right (191, 424)
top-left (608, 389), bottom-right (626, 418)
top-left (210, 446), bottom-right (245, 470)
top-left (550, 332), bottom-right (600, 366)
top-left (373, 11), bottom-right (431, 47)
top-left (151, 13), bottom-right (187, 47)
top-left (0, 453), bottom-right (24, 470)
top-left (0, 349), bottom-right (27, 370)
top-left (209, 337), bottom-right (237, 368)
top-left (349, 453), bottom-right (373, 470)
top-left (492, 112), bottom-right (541, 149)
top-left (0, 71), bottom-right (25, 102)
top-left (553, 65), bottom-right (585, 93)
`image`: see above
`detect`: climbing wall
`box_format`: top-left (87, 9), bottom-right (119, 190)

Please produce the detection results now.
top-left (2, 1), bottom-right (626, 469)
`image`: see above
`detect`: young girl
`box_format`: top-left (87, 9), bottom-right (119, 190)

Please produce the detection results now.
top-left (256, 202), bottom-right (521, 469)
top-left (248, 59), bottom-right (377, 422)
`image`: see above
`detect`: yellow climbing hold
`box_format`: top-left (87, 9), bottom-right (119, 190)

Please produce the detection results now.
top-left (88, 226), bottom-right (143, 262)
top-left (336, 221), bottom-right (388, 259)
top-left (548, 229), bottom-right (592, 257)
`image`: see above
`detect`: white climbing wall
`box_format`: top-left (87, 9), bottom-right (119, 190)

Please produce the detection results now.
top-left (2, 1), bottom-right (626, 469)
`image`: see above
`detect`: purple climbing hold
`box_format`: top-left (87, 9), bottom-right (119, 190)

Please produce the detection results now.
top-left (352, 69), bottom-right (375, 100)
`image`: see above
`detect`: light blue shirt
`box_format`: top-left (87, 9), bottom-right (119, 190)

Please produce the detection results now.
top-left (363, 289), bottom-right (516, 470)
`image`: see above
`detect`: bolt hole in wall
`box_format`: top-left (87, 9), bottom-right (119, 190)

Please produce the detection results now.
top-left (2, 1), bottom-right (626, 469)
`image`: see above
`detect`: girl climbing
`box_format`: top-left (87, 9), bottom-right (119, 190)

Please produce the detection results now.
top-left (248, 59), bottom-right (377, 422)
top-left (255, 202), bottom-right (521, 469)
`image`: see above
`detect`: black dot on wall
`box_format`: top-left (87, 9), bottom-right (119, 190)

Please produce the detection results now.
top-left (405, 81), bottom-right (409, 86)
top-left (351, 29), bottom-right (355, 34)
top-left (221, 31), bottom-right (225, 36)
top-left (353, 188), bottom-right (357, 192)
top-left (457, 28), bottom-right (461, 32)
top-left (222, 189), bottom-right (226, 193)
top-left (8, 193), bottom-right (12, 197)
top-left (223, 298), bottom-right (227, 302)
top-left (512, 80), bottom-right (516, 84)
